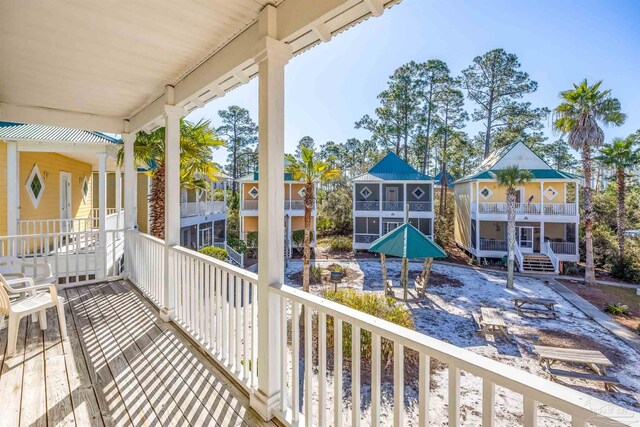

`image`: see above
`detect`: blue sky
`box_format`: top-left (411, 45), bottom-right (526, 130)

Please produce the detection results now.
top-left (187, 0), bottom-right (640, 165)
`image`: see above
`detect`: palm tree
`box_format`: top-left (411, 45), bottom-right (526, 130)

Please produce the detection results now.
top-left (553, 80), bottom-right (626, 285)
top-left (495, 166), bottom-right (533, 289)
top-left (285, 146), bottom-right (340, 292)
top-left (596, 135), bottom-right (640, 259)
top-left (119, 119), bottom-right (224, 239)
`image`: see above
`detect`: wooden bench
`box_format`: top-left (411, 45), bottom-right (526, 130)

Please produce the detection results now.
top-left (513, 297), bottom-right (558, 318)
top-left (414, 275), bottom-right (426, 298)
top-left (473, 308), bottom-right (511, 341)
top-left (534, 345), bottom-right (618, 391)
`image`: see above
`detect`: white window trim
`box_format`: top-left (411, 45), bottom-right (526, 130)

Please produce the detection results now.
top-left (25, 164), bottom-right (45, 209)
top-left (412, 187), bottom-right (425, 200)
top-left (81, 175), bottom-right (89, 203)
top-left (248, 186), bottom-right (259, 199)
top-left (359, 186), bottom-right (372, 199)
top-left (544, 186), bottom-right (559, 201)
top-left (480, 186), bottom-right (493, 200)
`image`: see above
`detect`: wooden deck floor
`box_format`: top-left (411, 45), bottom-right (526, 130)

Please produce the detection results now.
top-left (0, 280), bottom-right (272, 427)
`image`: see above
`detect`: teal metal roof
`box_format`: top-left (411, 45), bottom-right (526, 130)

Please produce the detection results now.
top-left (369, 223), bottom-right (447, 259)
top-left (249, 172), bottom-right (294, 181)
top-left (454, 141), bottom-right (580, 183)
top-left (435, 170), bottom-right (455, 188)
top-left (0, 121), bottom-right (120, 144)
top-left (366, 152), bottom-right (433, 181)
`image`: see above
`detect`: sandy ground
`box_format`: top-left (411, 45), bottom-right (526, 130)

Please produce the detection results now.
top-left (282, 259), bottom-right (640, 426)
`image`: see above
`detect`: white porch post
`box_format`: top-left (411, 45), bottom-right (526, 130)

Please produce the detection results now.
top-left (6, 141), bottom-right (19, 237)
top-left (161, 95), bottom-right (185, 322)
top-left (122, 133), bottom-right (137, 230)
top-left (540, 222), bottom-right (545, 252)
top-left (97, 152), bottom-right (108, 278)
top-left (115, 166), bottom-right (122, 228)
top-left (251, 5), bottom-right (292, 420)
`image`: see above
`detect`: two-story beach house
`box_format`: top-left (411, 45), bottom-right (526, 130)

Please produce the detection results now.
top-left (352, 152), bottom-right (435, 250)
top-left (238, 171), bottom-right (316, 258)
top-left (454, 141), bottom-right (581, 273)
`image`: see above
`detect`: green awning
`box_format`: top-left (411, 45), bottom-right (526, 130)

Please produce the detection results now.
top-left (369, 223), bottom-right (447, 259)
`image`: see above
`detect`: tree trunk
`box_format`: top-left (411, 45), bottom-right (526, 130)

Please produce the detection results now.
top-left (616, 167), bottom-right (625, 259)
top-left (402, 257), bottom-right (408, 301)
top-left (506, 188), bottom-right (516, 289)
top-left (484, 98), bottom-right (494, 159)
top-left (582, 147), bottom-right (596, 285)
top-left (149, 162), bottom-right (166, 240)
top-left (422, 258), bottom-right (433, 285)
top-left (302, 182), bottom-right (314, 292)
top-left (421, 88), bottom-right (434, 174)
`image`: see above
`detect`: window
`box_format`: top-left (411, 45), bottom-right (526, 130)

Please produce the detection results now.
top-left (26, 164), bottom-right (45, 208)
top-left (412, 187), bottom-right (425, 199)
top-left (544, 186), bottom-right (558, 201)
top-left (248, 186), bottom-right (259, 199)
top-left (82, 176), bottom-right (89, 203)
top-left (480, 186), bottom-right (493, 199)
top-left (359, 186), bottom-right (372, 199)
top-left (298, 187), bottom-right (306, 198)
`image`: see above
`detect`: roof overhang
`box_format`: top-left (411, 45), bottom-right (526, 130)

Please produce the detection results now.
top-left (0, 0), bottom-right (401, 134)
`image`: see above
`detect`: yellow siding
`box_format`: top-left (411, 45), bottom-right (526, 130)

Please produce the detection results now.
top-left (454, 181), bottom-right (471, 247)
top-left (19, 152), bottom-right (93, 222)
top-left (544, 222), bottom-right (565, 240)
top-left (290, 184), bottom-right (306, 200)
top-left (0, 144), bottom-right (7, 235)
top-left (477, 181), bottom-right (566, 203)
top-left (137, 174), bottom-right (149, 234)
top-left (479, 221), bottom-right (505, 240)
top-left (243, 216), bottom-right (258, 233)
top-left (291, 216), bottom-right (306, 231)
top-left (241, 182), bottom-right (313, 203)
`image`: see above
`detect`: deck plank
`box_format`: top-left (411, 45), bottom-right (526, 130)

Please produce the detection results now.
top-left (0, 314), bottom-right (28, 426)
top-left (43, 308), bottom-right (76, 426)
top-left (73, 285), bottom-right (164, 427)
top-left (59, 290), bottom-right (105, 427)
top-left (66, 287), bottom-right (133, 427)
top-left (92, 282), bottom-right (218, 425)
top-left (84, 283), bottom-right (194, 426)
top-left (20, 317), bottom-right (47, 427)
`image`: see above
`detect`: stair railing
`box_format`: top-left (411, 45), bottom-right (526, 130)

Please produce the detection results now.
top-left (544, 241), bottom-right (560, 274)
top-left (514, 244), bottom-right (525, 273)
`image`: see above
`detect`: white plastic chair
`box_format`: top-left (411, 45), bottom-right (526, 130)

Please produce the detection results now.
top-left (0, 274), bottom-right (67, 357)
top-left (0, 256), bottom-right (55, 286)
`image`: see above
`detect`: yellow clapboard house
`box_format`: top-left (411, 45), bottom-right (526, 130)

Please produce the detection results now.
top-left (454, 141), bottom-right (581, 273)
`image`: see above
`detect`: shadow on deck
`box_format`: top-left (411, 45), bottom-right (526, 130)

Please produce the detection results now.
top-left (0, 280), bottom-right (273, 426)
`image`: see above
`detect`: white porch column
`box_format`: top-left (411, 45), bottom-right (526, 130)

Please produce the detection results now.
top-left (161, 98), bottom-right (185, 321)
top-left (6, 141), bottom-right (19, 237)
top-left (122, 133), bottom-right (137, 230)
top-left (251, 5), bottom-right (292, 420)
top-left (97, 152), bottom-right (108, 278)
top-left (115, 166), bottom-right (122, 228)
top-left (540, 222), bottom-right (545, 252)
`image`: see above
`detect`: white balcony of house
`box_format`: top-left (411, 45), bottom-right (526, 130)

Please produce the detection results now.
top-left (472, 202), bottom-right (578, 217)
top-left (180, 200), bottom-right (226, 218)
top-left (354, 182), bottom-right (434, 216)
top-left (242, 199), bottom-right (312, 213)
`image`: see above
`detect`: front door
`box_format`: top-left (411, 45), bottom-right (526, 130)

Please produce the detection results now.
top-left (517, 226), bottom-right (534, 253)
top-left (385, 221), bottom-right (401, 234)
top-left (386, 187), bottom-right (398, 210)
top-left (60, 172), bottom-right (72, 231)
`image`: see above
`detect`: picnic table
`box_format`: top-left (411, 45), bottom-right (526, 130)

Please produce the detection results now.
top-left (513, 297), bottom-right (558, 318)
top-left (533, 345), bottom-right (620, 391)
top-left (472, 307), bottom-right (511, 341)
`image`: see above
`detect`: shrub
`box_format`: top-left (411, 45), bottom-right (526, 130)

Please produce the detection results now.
top-left (603, 303), bottom-right (631, 317)
top-left (610, 241), bottom-right (640, 283)
top-left (328, 236), bottom-right (352, 252)
top-left (316, 217), bottom-right (333, 237)
top-left (292, 229), bottom-right (314, 246)
top-left (226, 236), bottom-right (247, 254)
top-left (310, 265), bottom-right (323, 284)
top-left (636, 324), bottom-right (640, 336)
top-left (324, 289), bottom-right (414, 363)
top-left (246, 231), bottom-right (259, 248)
top-left (198, 246), bottom-right (228, 261)
top-left (326, 263), bottom-right (345, 273)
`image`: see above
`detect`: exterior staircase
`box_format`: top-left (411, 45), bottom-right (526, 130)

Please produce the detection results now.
top-left (518, 254), bottom-right (556, 273)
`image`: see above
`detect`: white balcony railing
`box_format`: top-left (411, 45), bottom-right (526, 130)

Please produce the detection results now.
top-left (243, 200), bottom-right (306, 211)
top-left (549, 241), bottom-right (577, 255)
top-left (407, 201), bottom-right (432, 212)
top-left (382, 201), bottom-right (403, 211)
top-left (354, 233), bottom-right (379, 244)
top-left (120, 229), bottom-right (639, 426)
top-left (476, 202), bottom-right (577, 216)
top-left (180, 200), bottom-right (226, 217)
top-left (479, 239), bottom-right (507, 251)
top-left (354, 201), bottom-right (380, 211)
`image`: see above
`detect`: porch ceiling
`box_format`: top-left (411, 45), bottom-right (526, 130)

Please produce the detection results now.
top-left (0, 0), bottom-right (400, 134)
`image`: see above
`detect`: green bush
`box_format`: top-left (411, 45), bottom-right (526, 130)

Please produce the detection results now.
top-left (603, 303), bottom-right (631, 317)
top-left (198, 246), bottom-right (228, 261)
top-left (310, 265), bottom-right (323, 284)
top-left (246, 231), bottom-right (259, 248)
top-left (316, 217), bottom-right (333, 237)
top-left (324, 289), bottom-right (414, 363)
top-left (327, 236), bottom-right (352, 252)
top-left (292, 229), bottom-right (314, 246)
top-left (610, 241), bottom-right (640, 283)
top-left (226, 236), bottom-right (247, 254)
top-left (326, 263), bottom-right (345, 273)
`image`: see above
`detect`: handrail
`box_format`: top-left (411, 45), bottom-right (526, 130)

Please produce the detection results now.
top-left (514, 244), bottom-right (524, 272)
top-left (270, 284), bottom-right (639, 426)
top-left (544, 241), bottom-right (560, 273)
